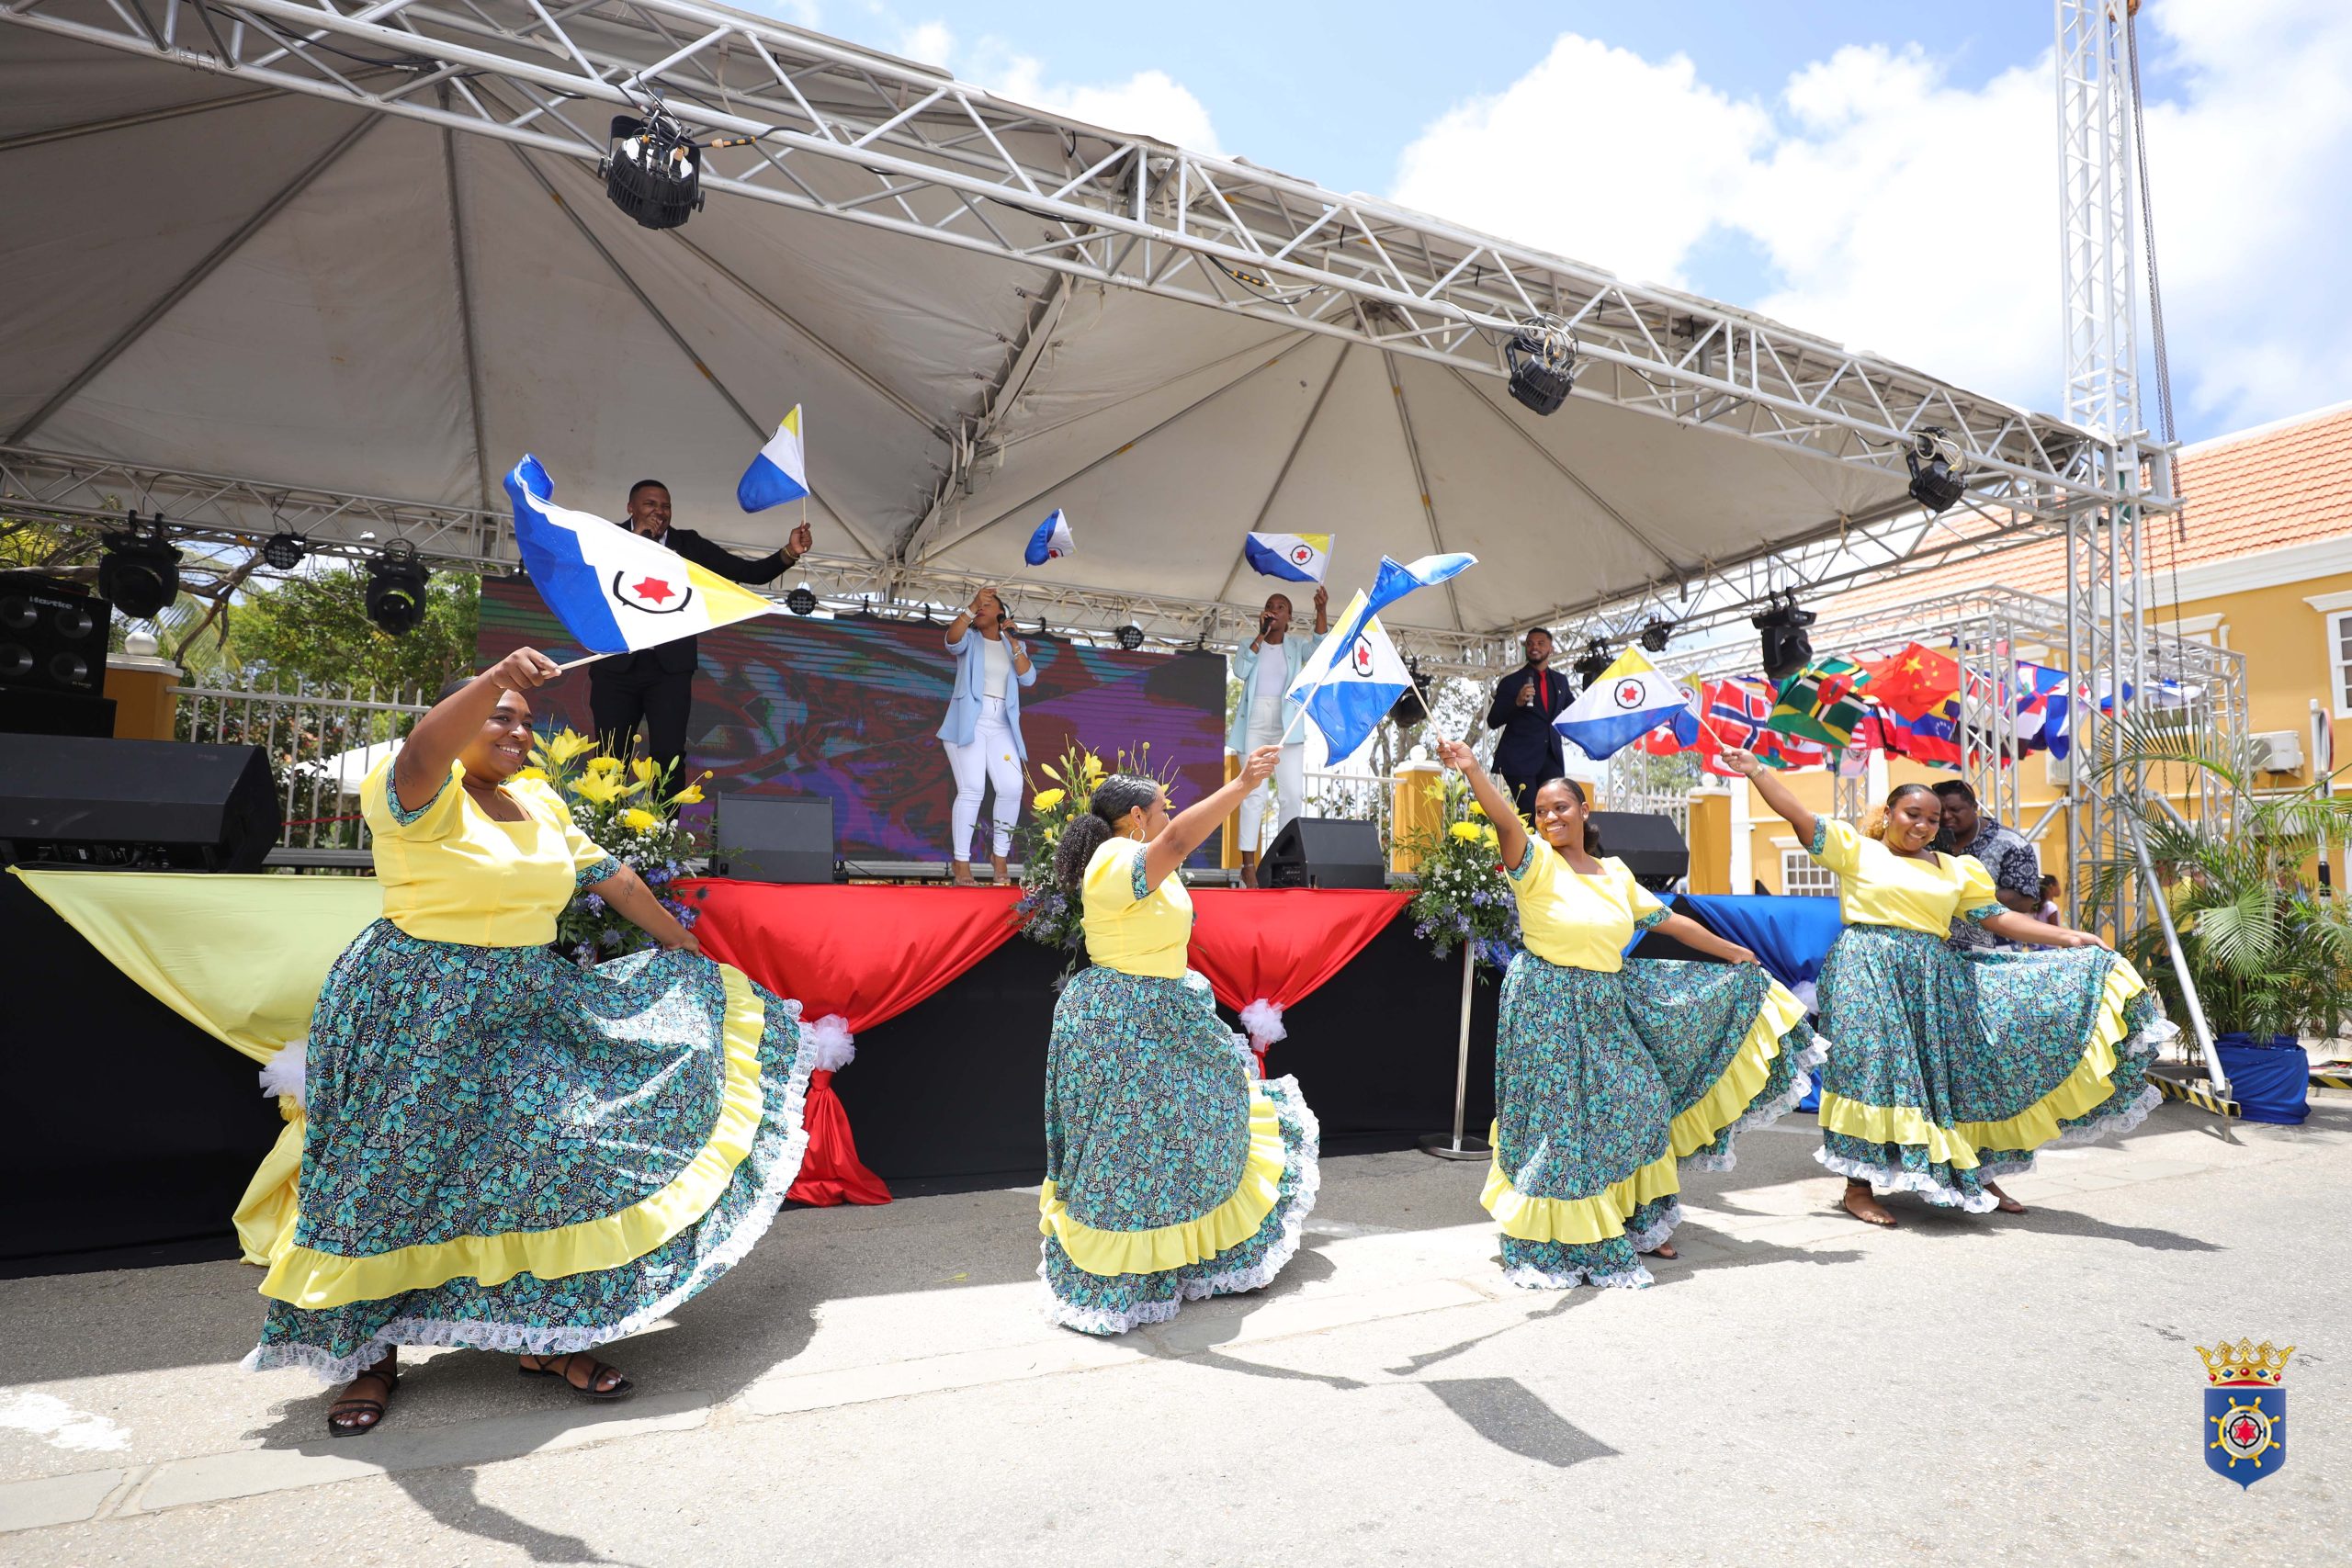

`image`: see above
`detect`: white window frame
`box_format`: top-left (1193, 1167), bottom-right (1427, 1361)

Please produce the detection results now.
top-left (2326, 608), bottom-right (2352, 722)
top-left (1781, 847), bottom-right (1838, 898)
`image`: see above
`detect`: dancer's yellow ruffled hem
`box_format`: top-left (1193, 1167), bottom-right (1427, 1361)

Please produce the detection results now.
top-left (1038, 1085), bottom-right (1285, 1277)
top-left (1668, 980), bottom-right (1809, 1158)
top-left (258, 964), bottom-right (768, 1310)
top-left (1818, 957), bottom-right (2150, 1163)
top-left (1481, 1133), bottom-right (1681, 1243)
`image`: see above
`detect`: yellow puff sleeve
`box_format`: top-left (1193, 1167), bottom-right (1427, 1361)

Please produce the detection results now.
top-left (363, 756), bottom-right (465, 841)
top-left (1954, 853), bottom-right (2005, 925)
top-left (1806, 816), bottom-right (1865, 874)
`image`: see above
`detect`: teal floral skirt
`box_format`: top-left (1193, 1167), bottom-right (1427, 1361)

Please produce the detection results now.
top-left (1814, 924), bottom-right (2169, 1213)
top-left (244, 919), bottom-right (814, 1383)
top-left (1039, 966), bottom-right (1319, 1336)
top-left (1487, 954), bottom-right (1822, 1292)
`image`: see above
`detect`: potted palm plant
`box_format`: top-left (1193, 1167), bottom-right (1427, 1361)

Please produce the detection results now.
top-left (2090, 714), bottom-right (2352, 1123)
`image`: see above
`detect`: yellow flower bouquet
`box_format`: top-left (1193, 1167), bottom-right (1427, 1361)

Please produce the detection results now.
top-left (526, 727), bottom-right (711, 966)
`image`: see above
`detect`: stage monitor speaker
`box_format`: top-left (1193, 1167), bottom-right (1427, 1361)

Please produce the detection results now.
top-left (709, 794), bottom-right (836, 884)
top-left (0, 574), bottom-right (107, 696)
top-left (1589, 810), bottom-right (1689, 892)
top-left (0, 736), bottom-right (279, 871)
top-left (1255, 817), bottom-right (1385, 889)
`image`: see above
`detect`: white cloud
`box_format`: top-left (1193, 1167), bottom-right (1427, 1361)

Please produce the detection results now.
top-left (889, 20), bottom-right (1223, 156)
top-left (1388, 0), bottom-right (2352, 436)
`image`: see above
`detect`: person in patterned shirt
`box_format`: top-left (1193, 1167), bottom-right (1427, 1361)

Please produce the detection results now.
top-left (1932, 780), bottom-right (2041, 952)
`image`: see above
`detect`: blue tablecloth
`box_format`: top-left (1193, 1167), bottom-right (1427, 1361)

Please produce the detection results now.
top-left (1672, 894), bottom-right (1845, 1111)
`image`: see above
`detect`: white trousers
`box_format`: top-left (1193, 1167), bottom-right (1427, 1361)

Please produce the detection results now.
top-left (1237, 735), bottom-right (1306, 853)
top-left (944, 696), bottom-right (1023, 862)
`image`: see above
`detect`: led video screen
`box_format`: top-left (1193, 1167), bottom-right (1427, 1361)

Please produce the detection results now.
top-left (478, 578), bottom-right (1228, 865)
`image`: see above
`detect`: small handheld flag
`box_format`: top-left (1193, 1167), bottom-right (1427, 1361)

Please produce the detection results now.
top-left (1287, 589), bottom-right (1409, 761)
top-left (1243, 532), bottom-right (1331, 584)
top-left (1323, 552), bottom-right (1477, 668)
top-left (1024, 509), bottom-right (1075, 567)
top-left (1555, 648), bottom-right (1695, 761)
top-left (738, 405), bottom-right (809, 513)
top-left (506, 456), bottom-right (776, 655)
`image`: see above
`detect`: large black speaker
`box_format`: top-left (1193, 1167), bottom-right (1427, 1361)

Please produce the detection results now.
top-left (709, 794), bottom-right (836, 884)
top-left (0, 687), bottom-right (116, 738)
top-left (0, 737), bottom-right (280, 872)
top-left (1255, 817), bottom-right (1385, 889)
top-left (0, 573), bottom-right (107, 695)
top-left (1589, 810), bottom-right (1688, 892)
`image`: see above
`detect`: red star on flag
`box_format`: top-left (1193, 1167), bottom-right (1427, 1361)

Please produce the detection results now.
top-left (631, 576), bottom-right (674, 604)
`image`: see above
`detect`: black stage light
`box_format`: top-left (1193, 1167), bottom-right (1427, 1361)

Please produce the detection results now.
top-left (1639, 617), bottom-right (1674, 653)
top-left (1905, 427), bottom-right (1966, 514)
top-left (601, 110), bottom-right (706, 231)
top-left (1505, 325), bottom-right (1577, 416)
top-left (785, 585), bottom-right (819, 615)
top-left (364, 540), bottom-right (430, 635)
top-left (1386, 659), bottom-right (1434, 726)
top-left (262, 531), bottom-right (308, 570)
top-left (1751, 591), bottom-right (1817, 682)
top-left (1114, 625), bottom-right (1145, 650)
top-left (1573, 638), bottom-right (1613, 690)
top-left (97, 515), bottom-right (182, 619)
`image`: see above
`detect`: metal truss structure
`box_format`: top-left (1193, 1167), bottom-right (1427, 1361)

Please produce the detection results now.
top-left (2, 0), bottom-right (2150, 648)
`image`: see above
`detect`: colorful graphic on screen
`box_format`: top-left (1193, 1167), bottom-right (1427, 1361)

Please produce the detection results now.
top-left (479, 579), bottom-right (1228, 864)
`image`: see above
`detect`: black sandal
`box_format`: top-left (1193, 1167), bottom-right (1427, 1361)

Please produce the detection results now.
top-left (326, 1358), bottom-right (398, 1438)
top-left (519, 1352), bottom-right (635, 1402)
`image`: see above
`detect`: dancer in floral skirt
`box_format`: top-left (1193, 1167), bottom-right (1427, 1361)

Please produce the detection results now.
top-left (1038, 746), bottom-right (1320, 1333)
top-left (1721, 750), bottom-right (2169, 1226)
top-left (1436, 741), bottom-right (1823, 1290)
top-left (246, 648), bottom-right (816, 1434)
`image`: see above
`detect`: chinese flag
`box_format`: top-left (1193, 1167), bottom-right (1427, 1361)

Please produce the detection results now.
top-left (1860, 642), bottom-right (1962, 721)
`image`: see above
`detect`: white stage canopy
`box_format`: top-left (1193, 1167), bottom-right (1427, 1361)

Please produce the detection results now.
top-left (0, 2), bottom-right (2117, 667)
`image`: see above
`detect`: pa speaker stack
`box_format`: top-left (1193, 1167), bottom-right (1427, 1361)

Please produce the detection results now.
top-left (0, 573), bottom-right (115, 738)
top-left (1254, 818), bottom-right (1385, 889)
top-left (0, 736), bottom-right (280, 872)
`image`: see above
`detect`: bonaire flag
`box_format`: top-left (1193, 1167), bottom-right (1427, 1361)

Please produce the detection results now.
top-left (505, 456), bottom-right (775, 655)
top-left (1243, 531), bottom-right (1331, 584)
top-left (1555, 648), bottom-right (1696, 761)
top-left (1024, 509), bottom-right (1075, 567)
top-left (737, 405), bottom-right (808, 513)
top-left (1286, 589), bottom-right (1408, 761)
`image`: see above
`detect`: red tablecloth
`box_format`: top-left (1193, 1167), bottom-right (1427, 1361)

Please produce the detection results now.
top-left (1187, 889), bottom-right (1410, 1072)
top-left (676, 881), bottom-right (1026, 1205)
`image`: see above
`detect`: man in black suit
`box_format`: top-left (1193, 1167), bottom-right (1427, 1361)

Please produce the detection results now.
top-left (1484, 626), bottom-right (1570, 818)
top-left (588, 479), bottom-right (811, 784)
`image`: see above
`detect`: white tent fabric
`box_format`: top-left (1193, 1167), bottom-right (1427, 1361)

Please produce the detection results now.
top-left (0, 26), bottom-right (1953, 639)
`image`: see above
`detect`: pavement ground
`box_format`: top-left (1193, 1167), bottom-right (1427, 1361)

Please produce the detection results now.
top-left (2, 1092), bottom-right (2346, 1567)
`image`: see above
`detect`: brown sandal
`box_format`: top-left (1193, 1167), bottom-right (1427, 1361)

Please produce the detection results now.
top-left (519, 1352), bottom-right (635, 1402)
top-left (326, 1356), bottom-right (398, 1438)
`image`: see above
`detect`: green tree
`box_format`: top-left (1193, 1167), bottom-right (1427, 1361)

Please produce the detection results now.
top-left (234, 568), bottom-right (481, 696)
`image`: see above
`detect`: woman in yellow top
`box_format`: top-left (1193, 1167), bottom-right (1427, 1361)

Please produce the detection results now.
top-left (1035, 745), bottom-right (1323, 1334)
top-left (244, 648), bottom-right (816, 1435)
top-left (1437, 741), bottom-right (1823, 1289)
top-left (1724, 751), bottom-right (2169, 1226)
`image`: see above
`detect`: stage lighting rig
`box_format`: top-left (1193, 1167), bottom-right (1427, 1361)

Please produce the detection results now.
top-left (1573, 638), bottom-right (1613, 690)
top-left (97, 514), bottom-right (182, 619)
top-left (1114, 625), bottom-right (1146, 651)
top-left (1639, 618), bottom-right (1675, 653)
top-left (364, 540), bottom-right (429, 635)
top-left (599, 106), bottom-right (752, 231)
top-left (785, 584), bottom-right (819, 615)
top-left (1905, 427), bottom-right (1966, 514)
top-left (1505, 317), bottom-right (1577, 416)
top-left (1386, 657), bottom-right (1434, 726)
top-left (261, 531), bottom-right (308, 570)
top-left (1751, 591), bottom-right (1816, 682)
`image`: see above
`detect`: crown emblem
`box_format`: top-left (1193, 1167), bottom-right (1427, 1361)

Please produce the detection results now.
top-left (2196, 1338), bottom-right (2295, 1387)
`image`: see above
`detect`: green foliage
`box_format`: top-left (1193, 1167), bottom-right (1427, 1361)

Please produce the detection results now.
top-left (234, 568), bottom-right (481, 695)
top-left (2090, 714), bottom-right (2352, 1041)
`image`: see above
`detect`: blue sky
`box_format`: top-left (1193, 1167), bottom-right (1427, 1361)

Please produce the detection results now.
top-left (763, 1), bottom-right (2348, 443)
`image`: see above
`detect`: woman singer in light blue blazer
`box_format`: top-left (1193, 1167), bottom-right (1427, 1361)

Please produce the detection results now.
top-left (1226, 585), bottom-right (1327, 883)
top-left (939, 585), bottom-right (1036, 886)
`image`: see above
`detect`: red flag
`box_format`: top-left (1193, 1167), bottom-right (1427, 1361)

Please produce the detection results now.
top-left (1860, 642), bottom-right (1962, 721)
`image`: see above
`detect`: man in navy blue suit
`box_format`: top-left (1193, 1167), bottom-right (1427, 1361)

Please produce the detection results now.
top-left (1483, 627), bottom-right (1570, 819)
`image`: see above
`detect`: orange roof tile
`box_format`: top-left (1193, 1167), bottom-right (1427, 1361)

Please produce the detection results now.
top-left (1826, 400), bottom-right (2352, 615)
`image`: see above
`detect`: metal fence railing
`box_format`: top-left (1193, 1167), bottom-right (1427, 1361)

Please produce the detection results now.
top-left (176, 677), bottom-right (430, 865)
